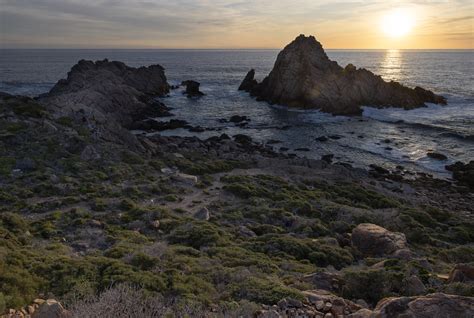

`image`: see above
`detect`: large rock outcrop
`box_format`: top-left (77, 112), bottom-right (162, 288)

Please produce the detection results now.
top-left (351, 223), bottom-right (409, 258)
top-left (240, 35), bottom-right (446, 115)
top-left (367, 293), bottom-right (474, 318)
top-left (448, 263), bottom-right (474, 283)
top-left (446, 161), bottom-right (474, 189)
top-left (39, 59), bottom-right (170, 150)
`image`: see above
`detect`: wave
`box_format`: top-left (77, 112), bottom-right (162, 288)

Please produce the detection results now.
top-left (362, 104), bottom-right (474, 140)
top-left (394, 122), bottom-right (474, 141)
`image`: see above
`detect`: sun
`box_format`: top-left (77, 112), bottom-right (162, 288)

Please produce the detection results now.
top-left (381, 9), bottom-right (415, 37)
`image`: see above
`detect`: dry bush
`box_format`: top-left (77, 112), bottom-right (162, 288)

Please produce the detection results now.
top-left (67, 285), bottom-right (259, 318)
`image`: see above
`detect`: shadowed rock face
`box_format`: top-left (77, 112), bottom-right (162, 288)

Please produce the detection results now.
top-left (371, 293), bottom-right (474, 318)
top-left (39, 59), bottom-right (170, 150)
top-left (240, 35), bottom-right (447, 115)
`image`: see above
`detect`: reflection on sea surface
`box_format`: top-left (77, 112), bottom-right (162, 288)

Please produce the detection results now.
top-left (380, 49), bottom-right (403, 82)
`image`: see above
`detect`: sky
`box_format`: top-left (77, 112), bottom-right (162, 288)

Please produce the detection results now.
top-left (0, 0), bottom-right (473, 49)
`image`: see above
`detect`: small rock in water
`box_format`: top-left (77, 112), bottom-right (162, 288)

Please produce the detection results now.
top-left (189, 126), bottom-right (205, 132)
top-left (229, 115), bottom-right (249, 123)
top-left (316, 136), bottom-right (328, 142)
top-left (181, 80), bottom-right (204, 98)
top-left (267, 139), bottom-right (282, 145)
top-left (234, 134), bottom-right (252, 144)
top-left (369, 164), bottom-right (390, 175)
top-left (321, 154), bottom-right (334, 163)
top-left (238, 69), bottom-right (259, 91)
top-left (445, 161), bottom-right (474, 189)
top-left (427, 152), bottom-right (448, 160)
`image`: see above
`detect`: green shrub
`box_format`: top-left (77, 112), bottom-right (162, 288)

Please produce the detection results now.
top-left (4, 122), bottom-right (27, 133)
top-left (0, 260), bottom-right (43, 309)
top-left (91, 198), bottom-right (107, 212)
top-left (130, 253), bottom-right (156, 271)
top-left (121, 151), bottom-right (144, 165)
top-left (174, 158), bottom-right (246, 175)
top-left (231, 276), bottom-right (303, 305)
top-left (439, 246), bottom-right (474, 263)
top-left (0, 292), bottom-right (6, 313)
top-left (56, 116), bottom-right (74, 127)
top-left (247, 234), bottom-right (353, 269)
top-left (0, 212), bottom-right (28, 234)
top-left (164, 194), bottom-right (178, 202)
top-left (120, 199), bottom-right (137, 211)
top-left (0, 157), bottom-right (15, 176)
top-left (32, 220), bottom-right (56, 239)
top-left (442, 283), bottom-right (474, 297)
top-left (168, 221), bottom-right (222, 249)
top-left (342, 269), bottom-right (403, 305)
top-left (324, 183), bottom-right (400, 209)
top-left (11, 99), bottom-right (46, 118)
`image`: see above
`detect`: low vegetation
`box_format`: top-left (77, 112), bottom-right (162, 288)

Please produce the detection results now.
top-left (1, 97), bottom-right (472, 314)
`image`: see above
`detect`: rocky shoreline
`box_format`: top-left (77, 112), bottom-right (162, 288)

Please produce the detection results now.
top-left (0, 56), bottom-right (473, 317)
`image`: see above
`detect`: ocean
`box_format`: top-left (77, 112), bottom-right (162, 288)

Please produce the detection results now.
top-left (1, 49), bottom-right (473, 178)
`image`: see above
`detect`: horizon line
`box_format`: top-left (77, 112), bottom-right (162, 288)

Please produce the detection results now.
top-left (1, 47), bottom-right (473, 51)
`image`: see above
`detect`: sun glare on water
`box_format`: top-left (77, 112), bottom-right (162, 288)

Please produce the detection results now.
top-left (381, 9), bottom-right (415, 37)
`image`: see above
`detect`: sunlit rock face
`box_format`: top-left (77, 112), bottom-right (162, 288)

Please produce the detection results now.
top-left (240, 34), bottom-right (447, 115)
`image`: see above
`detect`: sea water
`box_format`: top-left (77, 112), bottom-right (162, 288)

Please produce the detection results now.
top-left (1, 49), bottom-right (473, 177)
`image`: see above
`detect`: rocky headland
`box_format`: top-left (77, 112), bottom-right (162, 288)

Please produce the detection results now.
top-left (239, 35), bottom-right (447, 115)
top-left (38, 59), bottom-right (171, 151)
top-left (0, 58), bottom-right (472, 317)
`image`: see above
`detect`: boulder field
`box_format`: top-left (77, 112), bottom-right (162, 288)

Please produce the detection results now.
top-left (239, 35), bottom-right (446, 115)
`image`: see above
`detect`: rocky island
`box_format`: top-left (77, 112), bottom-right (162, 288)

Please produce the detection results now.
top-left (240, 35), bottom-right (447, 115)
top-left (0, 58), bottom-right (473, 317)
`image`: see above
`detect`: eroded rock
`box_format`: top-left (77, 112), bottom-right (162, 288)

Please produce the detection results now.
top-left (241, 35), bottom-right (446, 115)
top-left (372, 293), bottom-right (474, 318)
top-left (351, 223), bottom-right (408, 257)
top-left (39, 59), bottom-right (170, 150)
top-left (31, 299), bottom-right (68, 318)
top-left (182, 80), bottom-right (204, 98)
top-left (448, 263), bottom-right (474, 283)
top-left (446, 161), bottom-right (474, 189)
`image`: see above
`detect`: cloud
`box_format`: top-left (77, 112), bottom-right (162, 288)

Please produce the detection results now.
top-left (0, 0), bottom-right (472, 48)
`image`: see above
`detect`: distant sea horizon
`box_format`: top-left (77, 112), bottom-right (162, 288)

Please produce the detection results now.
top-left (1, 48), bottom-right (473, 51)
